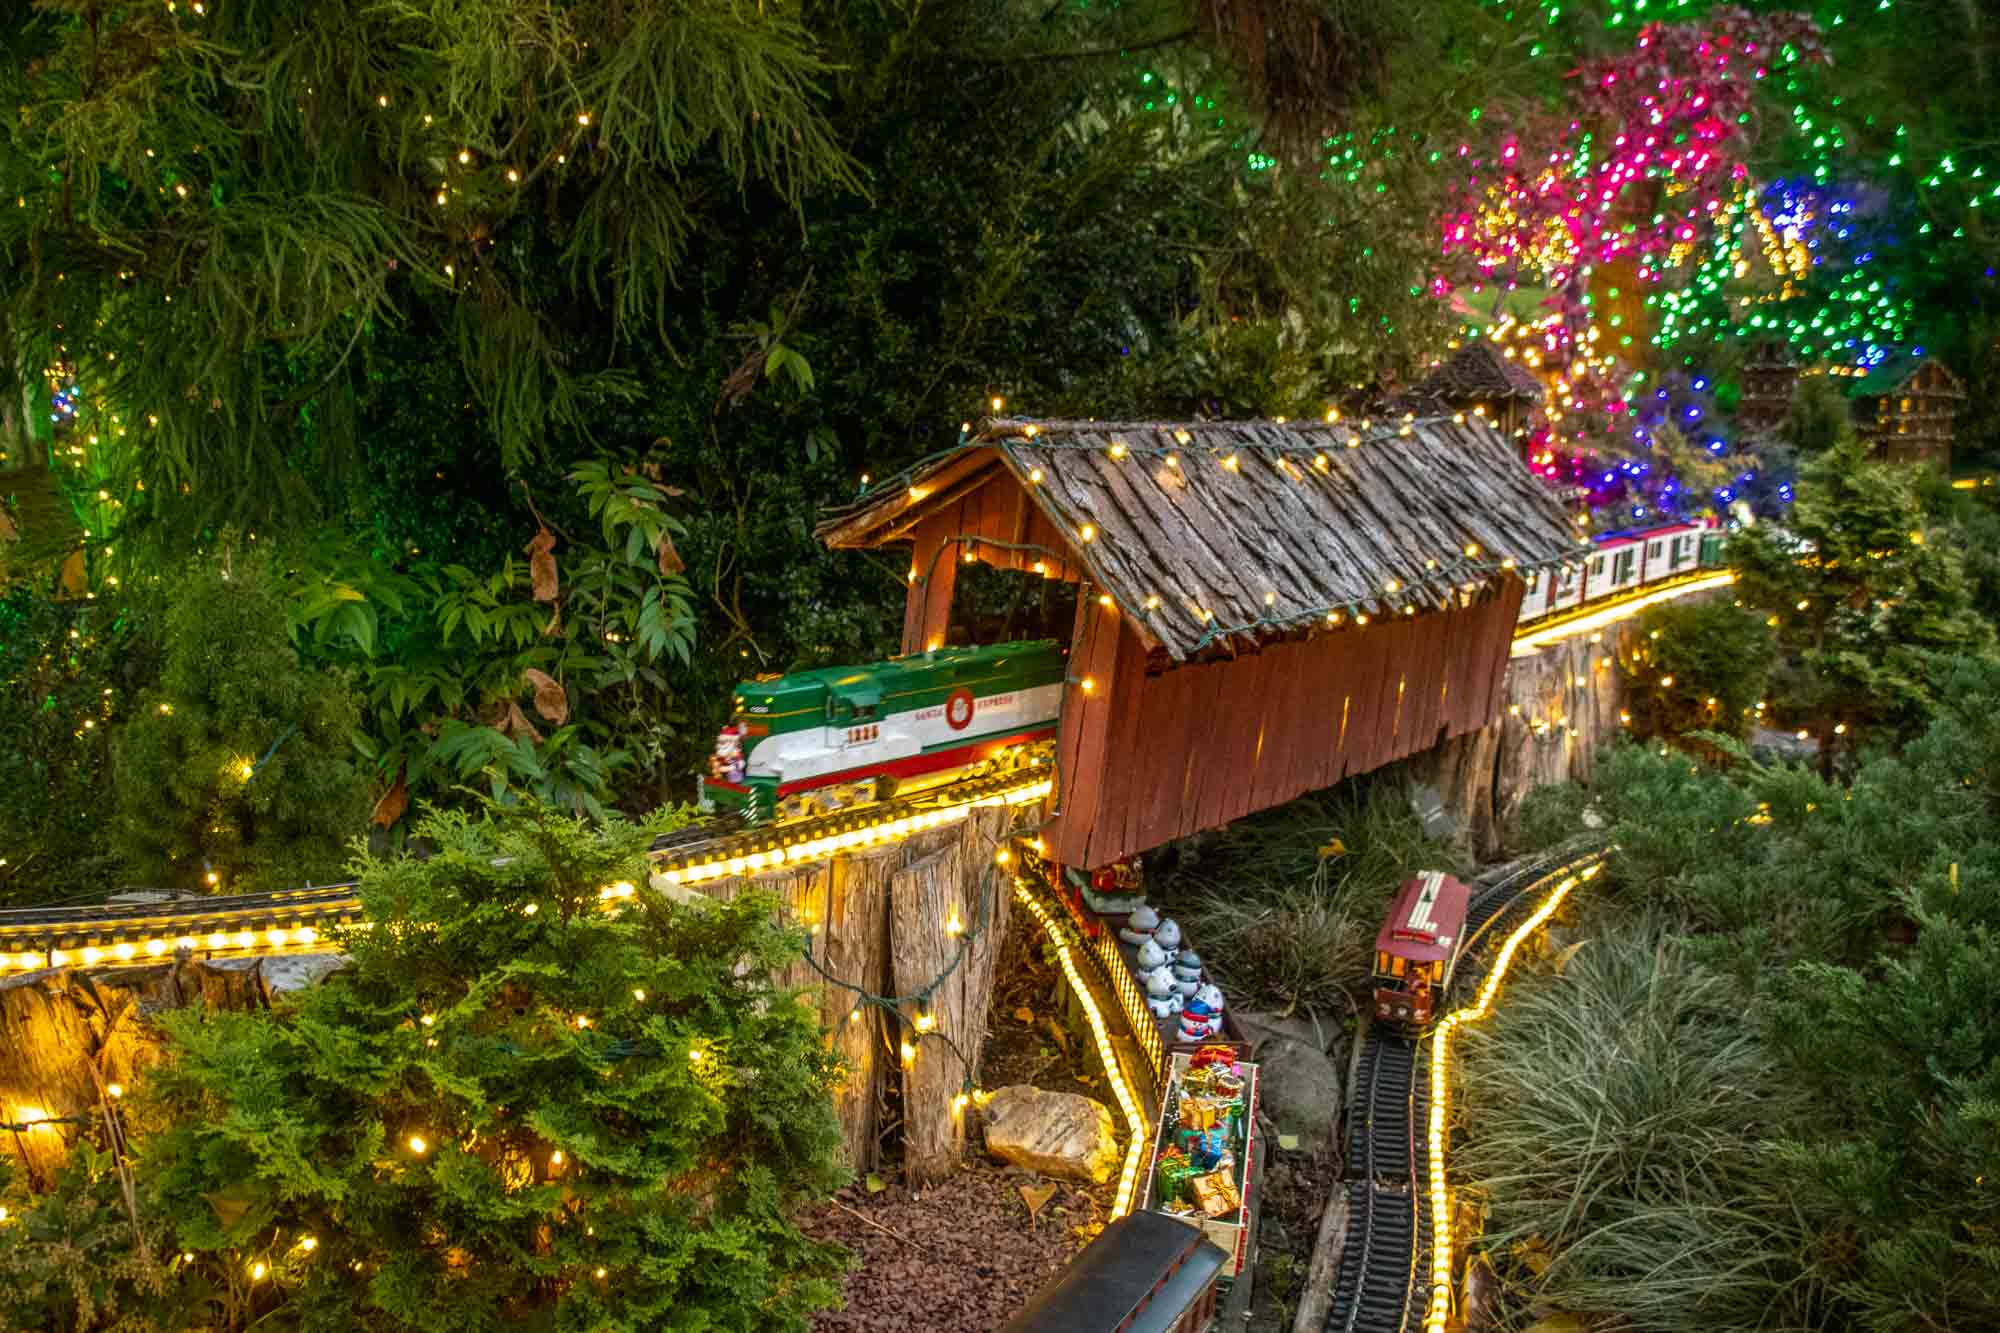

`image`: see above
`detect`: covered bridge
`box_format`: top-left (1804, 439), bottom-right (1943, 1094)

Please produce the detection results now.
top-left (816, 416), bottom-right (1580, 871)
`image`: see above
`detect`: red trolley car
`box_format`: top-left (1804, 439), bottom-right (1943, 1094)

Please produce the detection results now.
top-left (1371, 870), bottom-right (1472, 1030)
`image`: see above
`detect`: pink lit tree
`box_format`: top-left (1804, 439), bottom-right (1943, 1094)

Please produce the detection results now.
top-left (1436, 8), bottom-right (1827, 508)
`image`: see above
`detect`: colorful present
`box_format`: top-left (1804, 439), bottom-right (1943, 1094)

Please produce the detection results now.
top-left (1190, 1170), bottom-right (1241, 1218)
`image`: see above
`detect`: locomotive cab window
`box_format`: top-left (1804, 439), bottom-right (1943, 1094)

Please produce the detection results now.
top-left (1612, 549), bottom-right (1637, 583)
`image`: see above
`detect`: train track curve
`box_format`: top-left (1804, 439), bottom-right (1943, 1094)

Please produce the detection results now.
top-left (1325, 840), bottom-right (1605, 1333)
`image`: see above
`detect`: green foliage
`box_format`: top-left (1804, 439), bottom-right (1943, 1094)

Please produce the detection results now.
top-left (1456, 911), bottom-right (1821, 1333)
top-left (0, 0), bottom-right (862, 505)
top-left (288, 458), bottom-right (698, 818)
top-left (1505, 780), bottom-right (1590, 856)
top-left (138, 798), bottom-right (848, 1331)
top-left (111, 553), bottom-right (368, 892)
top-left (0, 1145), bottom-right (195, 1333)
top-left (1532, 655), bottom-right (2000, 1329)
top-left (1784, 372), bottom-right (1856, 457)
top-left (1730, 439), bottom-right (1995, 743)
top-left (1625, 596), bottom-right (1775, 740)
top-left (1152, 783), bottom-right (1454, 1017)
top-left (0, 587), bottom-right (161, 903)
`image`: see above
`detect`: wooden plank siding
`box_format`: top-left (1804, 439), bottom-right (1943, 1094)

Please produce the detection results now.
top-left (1043, 588), bottom-right (1522, 870)
top-left (819, 415), bottom-right (1577, 872)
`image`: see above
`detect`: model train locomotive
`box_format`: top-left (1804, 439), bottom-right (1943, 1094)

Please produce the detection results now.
top-left (701, 515), bottom-right (1728, 827)
top-left (700, 639), bottom-right (1064, 824)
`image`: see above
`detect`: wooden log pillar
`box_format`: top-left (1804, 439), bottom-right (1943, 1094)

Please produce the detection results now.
top-left (900, 511), bottom-right (961, 656)
top-left (688, 804), bottom-right (1022, 1181)
top-left (0, 958), bottom-right (303, 1186)
top-left (887, 806), bottom-right (1016, 1188)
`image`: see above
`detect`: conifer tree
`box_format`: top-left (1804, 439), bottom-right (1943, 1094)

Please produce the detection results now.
top-left (1730, 436), bottom-right (1996, 743)
top-left (138, 799), bottom-right (848, 1331)
top-left (111, 552), bottom-right (368, 890)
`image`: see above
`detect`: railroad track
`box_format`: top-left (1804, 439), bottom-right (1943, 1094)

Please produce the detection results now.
top-left (1325, 840), bottom-right (1605, 1333)
top-left (0, 767), bottom-right (1054, 964)
top-left (1331, 1033), bottom-right (1426, 1333)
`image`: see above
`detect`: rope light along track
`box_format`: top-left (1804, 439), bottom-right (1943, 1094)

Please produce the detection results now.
top-left (1511, 570), bottom-right (1736, 651)
top-left (1010, 876), bottom-right (1148, 1219)
top-left (653, 773), bottom-right (1053, 888)
top-left (0, 772), bottom-right (1060, 965)
top-left (1423, 858), bottom-right (1605, 1333)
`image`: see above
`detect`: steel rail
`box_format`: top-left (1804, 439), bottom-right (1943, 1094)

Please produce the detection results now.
top-left (0, 767), bottom-right (1058, 959)
top-left (1323, 841), bottom-right (1608, 1333)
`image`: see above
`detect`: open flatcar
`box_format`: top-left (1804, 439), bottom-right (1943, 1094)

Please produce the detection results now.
top-left (1370, 870), bottom-right (1472, 1030)
top-left (997, 1210), bottom-right (1229, 1333)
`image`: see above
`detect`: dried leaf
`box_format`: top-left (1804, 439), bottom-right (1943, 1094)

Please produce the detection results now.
top-left (1019, 1183), bottom-right (1056, 1220)
top-left (498, 700), bottom-right (542, 744)
top-left (1552, 940), bottom-right (1589, 975)
top-left (1317, 838), bottom-right (1348, 859)
top-left (524, 669), bottom-right (569, 725)
top-left (1277, 1133), bottom-right (1300, 1151)
top-left (371, 767), bottom-right (409, 828)
top-left (525, 527), bottom-right (559, 603)
top-left (0, 509), bottom-right (16, 542)
top-left (656, 530), bottom-right (684, 576)
top-left (1012, 1006), bottom-right (1035, 1024)
top-left (864, 1173), bottom-right (887, 1194)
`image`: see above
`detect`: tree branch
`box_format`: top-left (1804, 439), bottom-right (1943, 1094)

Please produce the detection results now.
top-left (966, 27), bottom-right (1196, 66)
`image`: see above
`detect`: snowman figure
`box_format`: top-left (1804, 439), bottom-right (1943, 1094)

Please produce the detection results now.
top-left (1177, 983), bottom-right (1226, 1042)
top-left (1118, 904), bottom-right (1161, 946)
top-left (1153, 917), bottom-right (1183, 957)
top-left (1136, 937), bottom-right (1169, 973)
top-left (1144, 966), bottom-right (1184, 1018)
top-left (1170, 947), bottom-right (1203, 997)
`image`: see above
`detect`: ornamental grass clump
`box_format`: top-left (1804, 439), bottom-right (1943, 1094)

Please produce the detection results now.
top-left (1452, 909), bottom-right (1824, 1333)
top-left (1162, 785), bottom-right (1449, 1017)
top-left (135, 798), bottom-right (849, 1331)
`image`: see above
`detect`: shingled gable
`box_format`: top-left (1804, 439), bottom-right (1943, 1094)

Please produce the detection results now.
top-left (1413, 340), bottom-right (1546, 405)
top-left (817, 415), bottom-right (1582, 663)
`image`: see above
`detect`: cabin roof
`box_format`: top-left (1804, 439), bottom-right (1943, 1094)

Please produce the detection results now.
top-left (1843, 351), bottom-right (1965, 401)
top-left (1374, 871), bottom-right (1471, 964)
top-left (1413, 340), bottom-right (1548, 404)
top-left (817, 415), bottom-right (1581, 662)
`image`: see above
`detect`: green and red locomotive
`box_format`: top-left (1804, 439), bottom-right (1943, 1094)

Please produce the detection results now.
top-left (701, 640), bottom-right (1065, 824)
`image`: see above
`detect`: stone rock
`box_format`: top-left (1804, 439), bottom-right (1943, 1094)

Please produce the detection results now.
top-left (1252, 1034), bottom-right (1342, 1150)
top-left (1236, 1007), bottom-right (1334, 1053)
top-left (259, 953), bottom-right (349, 995)
top-left (980, 1084), bottom-right (1119, 1183)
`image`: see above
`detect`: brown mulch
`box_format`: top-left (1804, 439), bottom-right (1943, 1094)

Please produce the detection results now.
top-left (800, 923), bottom-right (1128, 1331)
top-left (1245, 1137), bottom-right (1342, 1329)
top-left (801, 1165), bottom-right (1103, 1332)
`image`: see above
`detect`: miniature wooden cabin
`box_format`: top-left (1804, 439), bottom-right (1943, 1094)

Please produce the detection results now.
top-left (817, 416), bottom-right (1580, 871)
top-left (1378, 341), bottom-right (1547, 451)
top-left (1844, 353), bottom-right (1964, 468)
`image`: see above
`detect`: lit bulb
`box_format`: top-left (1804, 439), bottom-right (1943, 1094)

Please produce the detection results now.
top-left (408, 1134), bottom-right (428, 1154)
